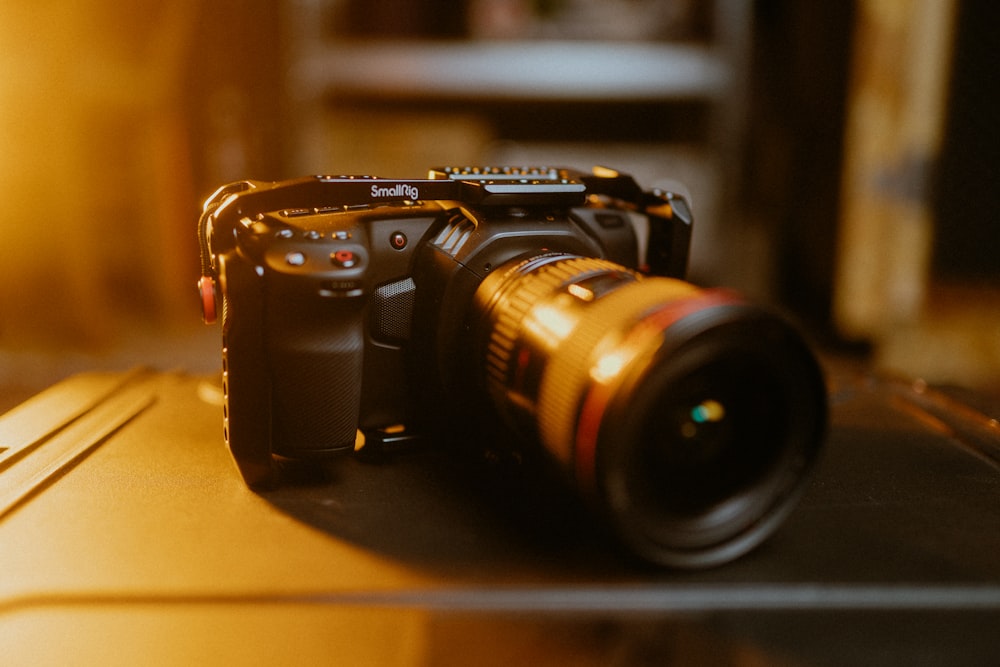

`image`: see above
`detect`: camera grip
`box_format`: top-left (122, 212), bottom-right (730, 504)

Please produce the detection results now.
top-left (264, 289), bottom-right (364, 459)
top-left (219, 254), bottom-right (274, 487)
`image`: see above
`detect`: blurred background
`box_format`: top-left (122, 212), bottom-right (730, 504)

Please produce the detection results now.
top-left (0, 0), bottom-right (997, 411)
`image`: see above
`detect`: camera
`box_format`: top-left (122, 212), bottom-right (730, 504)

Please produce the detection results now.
top-left (197, 166), bottom-right (826, 568)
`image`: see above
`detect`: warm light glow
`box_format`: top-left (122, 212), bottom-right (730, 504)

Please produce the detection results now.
top-left (0, 4), bottom-right (199, 346)
top-left (567, 283), bottom-right (595, 302)
top-left (526, 304), bottom-right (576, 341)
top-left (591, 350), bottom-right (628, 384)
top-left (592, 165), bottom-right (620, 178)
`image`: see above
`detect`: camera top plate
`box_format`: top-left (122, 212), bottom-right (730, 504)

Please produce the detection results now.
top-left (430, 166), bottom-right (587, 206)
top-left (208, 166), bottom-right (623, 226)
top-left (197, 166), bottom-right (693, 322)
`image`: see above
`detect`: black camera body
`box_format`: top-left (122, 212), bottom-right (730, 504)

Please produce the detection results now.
top-left (199, 167), bottom-right (691, 472)
top-left (198, 166), bottom-right (826, 568)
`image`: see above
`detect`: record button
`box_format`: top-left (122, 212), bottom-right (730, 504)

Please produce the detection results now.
top-left (331, 249), bottom-right (359, 269)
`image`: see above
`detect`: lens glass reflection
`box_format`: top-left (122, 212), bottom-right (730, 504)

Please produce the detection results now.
top-left (634, 352), bottom-right (788, 517)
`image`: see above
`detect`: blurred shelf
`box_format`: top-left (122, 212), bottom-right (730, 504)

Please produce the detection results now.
top-left (288, 40), bottom-right (729, 102)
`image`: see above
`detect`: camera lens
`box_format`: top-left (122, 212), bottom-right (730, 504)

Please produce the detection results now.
top-left (473, 254), bottom-right (826, 568)
top-left (634, 354), bottom-right (787, 516)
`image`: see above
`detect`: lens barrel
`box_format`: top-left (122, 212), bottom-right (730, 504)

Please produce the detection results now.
top-left (473, 253), bottom-right (826, 568)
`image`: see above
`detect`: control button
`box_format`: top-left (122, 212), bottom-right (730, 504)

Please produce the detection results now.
top-left (389, 231), bottom-right (408, 250)
top-left (277, 229), bottom-right (294, 238)
top-left (331, 249), bottom-right (359, 269)
top-left (305, 230), bottom-right (322, 240)
top-left (285, 252), bottom-right (306, 266)
top-left (334, 231), bottom-right (352, 240)
top-left (198, 276), bottom-right (217, 324)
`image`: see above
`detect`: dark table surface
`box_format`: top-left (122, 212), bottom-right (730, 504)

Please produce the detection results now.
top-left (1, 366), bottom-right (998, 665)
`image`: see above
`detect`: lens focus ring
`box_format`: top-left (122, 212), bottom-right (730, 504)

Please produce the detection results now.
top-left (482, 255), bottom-right (627, 395)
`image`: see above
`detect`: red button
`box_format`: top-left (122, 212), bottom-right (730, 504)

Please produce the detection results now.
top-left (198, 276), bottom-right (217, 324)
top-left (332, 249), bottom-right (358, 268)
